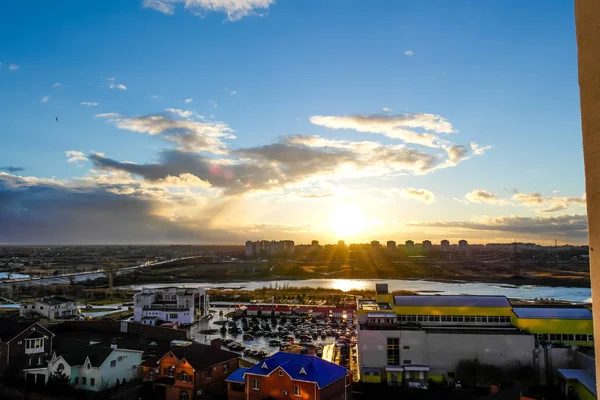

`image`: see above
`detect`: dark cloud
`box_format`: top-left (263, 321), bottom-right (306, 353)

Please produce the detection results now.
top-left (411, 214), bottom-right (588, 238)
top-left (0, 166), bottom-right (24, 173)
top-left (0, 176), bottom-right (243, 245)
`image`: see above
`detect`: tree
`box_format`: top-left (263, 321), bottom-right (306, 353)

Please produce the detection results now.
top-left (46, 370), bottom-right (72, 394)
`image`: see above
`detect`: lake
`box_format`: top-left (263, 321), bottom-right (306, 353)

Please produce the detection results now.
top-left (117, 278), bottom-right (592, 303)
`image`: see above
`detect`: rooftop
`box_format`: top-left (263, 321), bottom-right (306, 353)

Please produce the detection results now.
top-left (37, 296), bottom-right (74, 306)
top-left (60, 345), bottom-right (115, 367)
top-left (394, 295), bottom-right (511, 308)
top-left (225, 367), bottom-right (249, 384)
top-left (245, 352), bottom-right (348, 388)
top-left (558, 369), bottom-right (597, 396)
top-left (512, 307), bottom-right (592, 320)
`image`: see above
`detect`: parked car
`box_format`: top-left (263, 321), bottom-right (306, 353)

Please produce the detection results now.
top-left (408, 382), bottom-right (428, 390)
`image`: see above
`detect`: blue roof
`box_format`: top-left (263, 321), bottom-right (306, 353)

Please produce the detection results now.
top-left (394, 295), bottom-right (510, 308)
top-left (513, 307), bottom-right (592, 320)
top-left (225, 367), bottom-right (249, 384)
top-left (558, 369), bottom-right (597, 395)
top-left (244, 352), bottom-right (348, 388)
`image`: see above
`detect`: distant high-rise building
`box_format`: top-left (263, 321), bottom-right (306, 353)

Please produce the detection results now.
top-left (371, 240), bottom-right (380, 250)
top-left (387, 241), bottom-right (396, 251)
top-left (283, 240), bottom-right (295, 253)
top-left (441, 240), bottom-right (450, 251)
top-left (338, 240), bottom-right (346, 247)
top-left (311, 240), bottom-right (319, 247)
top-left (405, 240), bottom-right (414, 251)
top-left (459, 240), bottom-right (468, 250)
top-left (245, 241), bottom-right (254, 257)
top-left (422, 240), bottom-right (432, 251)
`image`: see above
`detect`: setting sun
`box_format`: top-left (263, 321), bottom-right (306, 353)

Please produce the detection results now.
top-left (328, 204), bottom-right (368, 238)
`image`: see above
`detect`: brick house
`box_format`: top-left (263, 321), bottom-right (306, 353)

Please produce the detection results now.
top-left (141, 340), bottom-right (240, 400)
top-left (227, 352), bottom-right (352, 400)
top-left (0, 319), bottom-right (55, 378)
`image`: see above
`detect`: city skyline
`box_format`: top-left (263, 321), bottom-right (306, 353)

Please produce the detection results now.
top-left (0, 1), bottom-right (588, 245)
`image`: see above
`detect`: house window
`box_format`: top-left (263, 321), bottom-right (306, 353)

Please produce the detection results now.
top-left (588, 335), bottom-right (594, 341)
top-left (170, 314), bottom-right (178, 319)
top-left (168, 368), bottom-right (174, 377)
top-left (111, 360), bottom-right (117, 367)
top-left (28, 358), bottom-right (33, 366)
top-left (223, 363), bottom-right (228, 373)
top-left (82, 377), bottom-right (87, 385)
top-left (294, 385), bottom-right (300, 396)
top-left (403, 346), bottom-right (410, 350)
top-left (74, 377), bottom-right (79, 385)
top-left (404, 360), bottom-right (412, 365)
top-left (149, 371), bottom-right (155, 380)
top-left (180, 371), bottom-right (188, 382)
top-left (279, 370), bottom-right (284, 376)
top-left (204, 368), bottom-right (212, 379)
top-left (90, 378), bottom-right (95, 387)
top-left (252, 379), bottom-right (259, 390)
top-left (87, 363), bottom-right (91, 369)
top-left (386, 338), bottom-right (400, 366)
top-left (180, 390), bottom-right (188, 400)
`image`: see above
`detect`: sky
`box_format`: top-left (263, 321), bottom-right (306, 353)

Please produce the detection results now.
top-left (0, 0), bottom-right (588, 245)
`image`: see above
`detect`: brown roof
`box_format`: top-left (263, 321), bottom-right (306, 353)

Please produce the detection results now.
top-left (0, 320), bottom-right (54, 342)
top-left (170, 343), bottom-right (239, 371)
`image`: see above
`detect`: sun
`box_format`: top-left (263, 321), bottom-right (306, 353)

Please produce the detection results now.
top-left (328, 204), bottom-right (368, 238)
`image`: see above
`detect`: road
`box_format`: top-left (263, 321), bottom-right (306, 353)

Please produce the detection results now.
top-left (0, 256), bottom-right (198, 285)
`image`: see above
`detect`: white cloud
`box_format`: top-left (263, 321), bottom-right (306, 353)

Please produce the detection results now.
top-left (151, 95), bottom-right (160, 99)
top-left (52, 82), bottom-right (62, 88)
top-left (465, 189), bottom-right (500, 204)
top-left (107, 78), bottom-right (127, 90)
top-left (97, 113), bottom-right (235, 154)
top-left (166, 108), bottom-right (195, 119)
top-left (41, 96), bottom-right (50, 103)
top-left (404, 50), bottom-right (414, 56)
top-left (230, 90), bottom-right (237, 96)
top-left (185, 98), bottom-right (193, 104)
top-left (81, 101), bottom-right (100, 107)
top-left (95, 112), bottom-right (121, 118)
top-left (209, 100), bottom-right (218, 108)
top-left (143, 0), bottom-right (275, 21)
top-left (9, 64), bottom-right (20, 70)
top-left (382, 107), bottom-right (391, 112)
top-left (512, 192), bottom-right (545, 206)
top-left (400, 188), bottom-right (435, 204)
top-left (310, 113), bottom-right (455, 148)
top-left (65, 151), bottom-right (88, 163)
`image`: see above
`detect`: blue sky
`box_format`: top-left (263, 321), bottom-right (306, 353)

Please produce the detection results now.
top-left (0, 0), bottom-right (588, 244)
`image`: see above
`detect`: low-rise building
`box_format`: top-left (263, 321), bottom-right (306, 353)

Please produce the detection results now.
top-left (356, 284), bottom-right (596, 387)
top-left (141, 341), bottom-right (240, 400)
top-left (133, 287), bottom-right (208, 325)
top-left (26, 343), bottom-right (143, 390)
top-left (227, 352), bottom-right (352, 400)
top-left (512, 307), bottom-right (594, 347)
top-left (19, 296), bottom-right (78, 320)
top-left (0, 320), bottom-right (55, 378)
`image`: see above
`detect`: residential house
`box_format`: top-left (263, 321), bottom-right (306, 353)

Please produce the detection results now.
top-left (134, 287), bottom-right (209, 325)
top-left (227, 352), bottom-right (352, 400)
top-left (0, 320), bottom-right (55, 378)
top-left (19, 296), bottom-right (78, 320)
top-left (141, 340), bottom-right (240, 400)
top-left (24, 343), bottom-right (143, 390)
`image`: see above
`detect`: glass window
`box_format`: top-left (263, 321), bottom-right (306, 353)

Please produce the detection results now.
top-left (575, 334), bottom-right (583, 341)
top-left (252, 379), bottom-right (259, 390)
top-left (204, 368), bottom-right (212, 379)
top-left (110, 360), bottom-right (116, 367)
top-left (180, 391), bottom-right (188, 400)
top-left (432, 315), bottom-right (440, 322)
top-left (90, 378), bottom-right (95, 387)
top-left (542, 334), bottom-right (549, 340)
top-left (74, 377), bottom-right (79, 384)
top-left (387, 338), bottom-right (400, 366)
top-left (294, 385), bottom-right (300, 396)
top-left (588, 335), bottom-right (594, 342)
top-left (417, 315), bottom-right (424, 322)
top-left (180, 372), bottom-right (188, 382)
top-left (404, 359), bottom-right (412, 365)
top-left (279, 370), bottom-right (283, 376)
top-left (223, 363), bottom-right (229, 373)
top-left (568, 334), bottom-right (574, 341)
top-left (549, 334), bottom-right (557, 341)
top-left (82, 377), bottom-right (87, 385)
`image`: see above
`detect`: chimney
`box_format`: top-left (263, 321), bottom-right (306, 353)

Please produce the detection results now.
top-left (211, 338), bottom-right (222, 348)
top-left (111, 344), bottom-right (117, 349)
